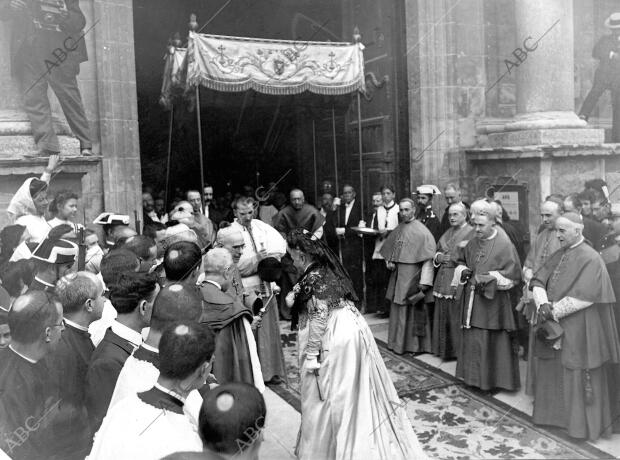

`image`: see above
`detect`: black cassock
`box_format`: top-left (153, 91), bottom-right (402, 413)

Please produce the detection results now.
top-left (330, 200), bottom-right (363, 302)
top-left (0, 348), bottom-right (60, 460)
top-left (45, 324), bottom-right (95, 460)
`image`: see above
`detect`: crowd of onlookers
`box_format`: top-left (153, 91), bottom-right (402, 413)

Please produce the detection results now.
top-left (1, 154), bottom-right (619, 458)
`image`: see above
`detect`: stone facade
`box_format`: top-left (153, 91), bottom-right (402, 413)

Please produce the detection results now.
top-left (403, 0), bottom-right (620, 238)
top-left (0, 0), bottom-right (142, 231)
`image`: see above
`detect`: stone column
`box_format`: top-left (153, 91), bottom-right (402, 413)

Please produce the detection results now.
top-left (493, 0), bottom-right (603, 145)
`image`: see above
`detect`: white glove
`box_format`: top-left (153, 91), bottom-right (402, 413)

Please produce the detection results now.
top-left (285, 291), bottom-right (296, 308)
top-left (304, 357), bottom-right (321, 372)
top-left (335, 227), bottom-right (346, 236)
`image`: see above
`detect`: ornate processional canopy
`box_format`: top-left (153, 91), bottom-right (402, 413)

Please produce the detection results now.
top-left (160, 31), bottom-right (365, 107)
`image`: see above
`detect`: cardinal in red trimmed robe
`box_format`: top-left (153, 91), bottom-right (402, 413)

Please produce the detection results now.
top-left (530, 213), bottom-right (620, 440)
top-left (456, 209), bottom-right (522, 391)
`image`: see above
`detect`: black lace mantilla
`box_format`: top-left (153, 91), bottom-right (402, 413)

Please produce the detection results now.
top-left (297, 263), bottom-right (356, 310)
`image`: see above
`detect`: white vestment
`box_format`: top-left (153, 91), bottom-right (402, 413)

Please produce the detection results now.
top-left (88, 388), bottom-right (202, 460)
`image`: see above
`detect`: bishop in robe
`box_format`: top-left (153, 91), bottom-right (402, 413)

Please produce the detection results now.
top-left (522, 199), bottom-right (563, 394)
top-left (231, 197), bottom-right (287, 383)
top-left (88, 322), bottom-right (214, 460)
top-left (455, 205), bottom-right (522, 391)
top-left (530, 213), bottom-right (620, 440)
top-left (381, 198), bottom-right (436, 355)
top-left (199, 248), bottom-right (264, 393)
top-left (432, 203), bottom-right (474, 359)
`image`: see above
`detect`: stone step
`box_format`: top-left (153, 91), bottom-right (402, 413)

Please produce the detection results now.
top-left (0, 134), bottom-right (79, 158)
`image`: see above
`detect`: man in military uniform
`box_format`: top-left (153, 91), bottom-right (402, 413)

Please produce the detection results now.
top-left (416, 184), bottom-right (442, 242)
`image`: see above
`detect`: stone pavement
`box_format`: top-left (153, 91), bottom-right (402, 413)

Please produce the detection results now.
top-left (259, 314), bottom-right (620, 460)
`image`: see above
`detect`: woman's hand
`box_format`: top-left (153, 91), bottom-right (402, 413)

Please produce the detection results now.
top-left (285, 291), bottom-right (296, 308)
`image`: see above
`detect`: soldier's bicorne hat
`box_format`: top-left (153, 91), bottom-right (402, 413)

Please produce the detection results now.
top-left (605, 13), bottom-right (620, 29)
top-left (31, 237), bottom-right (78, 265)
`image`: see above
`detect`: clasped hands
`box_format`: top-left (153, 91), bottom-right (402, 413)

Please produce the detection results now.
top-left (537, 303), bottom-right (554, 322)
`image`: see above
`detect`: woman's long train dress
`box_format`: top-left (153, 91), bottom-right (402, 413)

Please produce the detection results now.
top-left (296, 301), bottom-right (427, 460)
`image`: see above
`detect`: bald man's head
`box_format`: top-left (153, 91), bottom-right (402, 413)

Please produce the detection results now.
top-left (10, 291), bottom-right (63, 346)
top-left (555, 214), bottom-right (583, 248)
top-left (290, 189), bottom-right (305, 210)
top-left (541, 200), bottom-right (562, 230)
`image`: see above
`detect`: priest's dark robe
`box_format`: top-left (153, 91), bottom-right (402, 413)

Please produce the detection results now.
top-left (605, 257), bottom-right (620, 433)
top-left (0, 347), bottom-right (60, 460)
top-left (200, 282), bottom-right (264, 391)
top-left (45, 323), bottom-right (95, 459)
top-left (523, 227), bottom-right (562, 395)
top-left (380, 218), bottom-right (436, 354)
top-left (531, 240), bottom-right (620, 440)
top-left (432, 223), bottom-right (474, 359)
top-left (272, 203), bottom-right (325, 237)
top-left (456, 228), bottom-right (522, 391)
top-left (85, 328), bottom-right (137, 436)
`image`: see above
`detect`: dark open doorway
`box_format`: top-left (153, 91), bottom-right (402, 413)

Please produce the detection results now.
top-left (132, 0), bottom-right (344, 206)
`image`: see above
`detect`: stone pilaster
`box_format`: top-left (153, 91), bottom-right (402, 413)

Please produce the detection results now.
top-left (405, 0), bottom-right (486, 200)
top-left (92, 0), bottom-right (142, 223)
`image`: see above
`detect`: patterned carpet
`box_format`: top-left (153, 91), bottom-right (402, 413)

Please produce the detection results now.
top-left (270, 322), bottom-right (606, 460)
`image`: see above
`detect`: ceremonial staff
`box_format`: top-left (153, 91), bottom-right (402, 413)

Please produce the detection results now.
top-left (354, 27), bottom-right (367, 309)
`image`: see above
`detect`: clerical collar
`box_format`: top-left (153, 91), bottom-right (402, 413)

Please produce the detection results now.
top-left (154, 382), bottom-right (186, 404)
top-left (8, 345), bottom-right (37, 364)
top-left (141, 342), bottom-right (159, 353)
top-left (204, 279), bottom-right (222, 290)
top-left (569, 237), bottom-right (584, 249)
top-left (111, 320), bottom-right (142, 347)
top-left (384, 201), bottom-right (396, 210)
top-left (34, 276), bottom-right (55, 288)
top-left (486, 229), bottom-right (498, 240)
top-left (64, 318), bottom-right (89, 332)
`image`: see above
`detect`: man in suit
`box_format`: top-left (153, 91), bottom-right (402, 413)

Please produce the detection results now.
top-left (364, 191), bottom-right (383, 313)
top-left (203, 184), bottom-right (224, 226)
top-left (333, 184), bottom-right (363, 305)
top-left (1, 0), bottom-right (93, 156)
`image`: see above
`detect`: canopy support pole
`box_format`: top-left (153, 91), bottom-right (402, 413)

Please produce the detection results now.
top-left (357, 91), bottom-right (367, 310)
top-left (332, 104), bottom-right (342, 263)
top-left (312, 119), bottom-right (318, 204)
top-left (195, 86), bottom-right (206, 208)
top-left (164, 104), bottom-right (174, 212)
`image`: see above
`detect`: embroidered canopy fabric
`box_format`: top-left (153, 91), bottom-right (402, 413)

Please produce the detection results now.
top-left (165, 31), bottom-right (365, 98)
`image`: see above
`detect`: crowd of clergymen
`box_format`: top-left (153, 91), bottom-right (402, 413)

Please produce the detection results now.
top-left (0, 158), bottom-right (620, 459)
